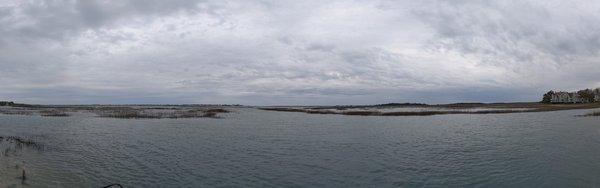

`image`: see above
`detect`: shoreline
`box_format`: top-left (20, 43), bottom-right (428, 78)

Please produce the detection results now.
top-left (2, 102), bottom-right (600, 118)
top-left (258, 102), bottom-right (600, 116)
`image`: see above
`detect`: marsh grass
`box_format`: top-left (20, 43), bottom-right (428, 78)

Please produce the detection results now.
top-left (39, 110), bottom-right (70, 117)
top-left (0, 108), bottom-right (34, 116)
top-left (340, 109), bottom-right (531, 116)
top-left (579, 111), bottom-right (600, 117)
top-left (0, 136), bottom-right (44, 157)
top-left (258, 103), bottom-right (587, 117)
top-left (0, 105), bottom-right (230, 119)
top-left (97, 109), bottom-right (160, 119)
top-left (260, 107), bottom-right (476, 116)
top-left (96, 108), bottom-right (230, 119)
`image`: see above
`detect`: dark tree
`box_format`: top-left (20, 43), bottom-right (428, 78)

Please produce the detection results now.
top-left (577, 89), bottom-right (595, 103)
top-left (542, 90), bottom-right (554, 103)
top-left (0, 101), bottom-right (14, 106)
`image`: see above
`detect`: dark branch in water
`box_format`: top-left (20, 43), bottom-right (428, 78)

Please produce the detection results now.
top-left (0, 136), bottom-right (44, 157)
top-left (103, 183), bottom-right (124, 188)
top-left (1, 136), bottom-right (43, 149)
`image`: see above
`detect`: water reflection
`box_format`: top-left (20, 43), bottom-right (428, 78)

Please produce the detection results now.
top-left (0, 108), bottom-right (599, 187)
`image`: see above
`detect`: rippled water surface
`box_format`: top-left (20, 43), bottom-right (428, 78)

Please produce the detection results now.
top-left (1, 108), bottom-right (600, 187)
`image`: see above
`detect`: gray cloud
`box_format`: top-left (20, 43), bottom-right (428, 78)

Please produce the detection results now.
top-left (8, 0), bottom-right (213, 39)
top-left (1, 0), bottom-right (599, 105)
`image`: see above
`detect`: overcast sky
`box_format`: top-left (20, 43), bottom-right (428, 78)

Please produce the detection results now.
top-left (1, 0), bottom-right (600, 105)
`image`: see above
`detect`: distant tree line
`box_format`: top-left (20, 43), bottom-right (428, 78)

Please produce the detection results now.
top-left (0, 101), bottom-right (15, 106)
top-left (577, 89), bottom-right (597, 103)
top-left (0, 101), bottom-right (33, 107)
top-left (541, 88), bottom-right (598, 103)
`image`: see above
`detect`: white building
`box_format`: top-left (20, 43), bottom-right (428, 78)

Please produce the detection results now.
top-left (551, 92), bottom-right (580, 103)
top-left (550, 88), bottom-right (600, 103)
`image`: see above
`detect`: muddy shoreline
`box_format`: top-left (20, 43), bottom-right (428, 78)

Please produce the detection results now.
top-left (259, 102), bottom-right (600, 116)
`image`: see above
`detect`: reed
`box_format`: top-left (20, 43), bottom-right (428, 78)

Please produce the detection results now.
top-left (0, 136), bottom-right (43, 150)
top-left (580, 111), bottom-right (600, 117)
top-left (96, 108), bottom-right (230, 119)
top-left (39, 110), bottom-right (70, 117)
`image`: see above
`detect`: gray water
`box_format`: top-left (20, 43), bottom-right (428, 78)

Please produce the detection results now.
top-left (1, 108), bottom-right (600, 187)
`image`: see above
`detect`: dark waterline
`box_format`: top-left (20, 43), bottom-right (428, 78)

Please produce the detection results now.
top-left (1, 108), bottom-right (600, 187)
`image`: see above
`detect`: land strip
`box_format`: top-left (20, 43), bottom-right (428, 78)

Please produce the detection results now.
top-left (259, 102), bottom-right (600, 116)
top-left (0, 105), bottom-right (232, 119)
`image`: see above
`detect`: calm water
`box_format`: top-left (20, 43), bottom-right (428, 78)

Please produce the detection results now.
top-left (1, 108), bottom-right (600, 187)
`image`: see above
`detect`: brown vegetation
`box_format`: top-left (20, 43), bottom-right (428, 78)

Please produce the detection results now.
top-left (0, 108), bottom-right (34, 116)
top-left (39, 110), bottom-right (70, 117)
top-left (96, 108), bottom-right (230, 119)
top-left (259, 102), bottom-right (600, 117)
top-left (0, 105), bottom-right (230, 119)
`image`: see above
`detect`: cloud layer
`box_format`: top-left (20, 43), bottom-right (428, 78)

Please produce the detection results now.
top-left (1, 0), bottom-right (599, 105)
